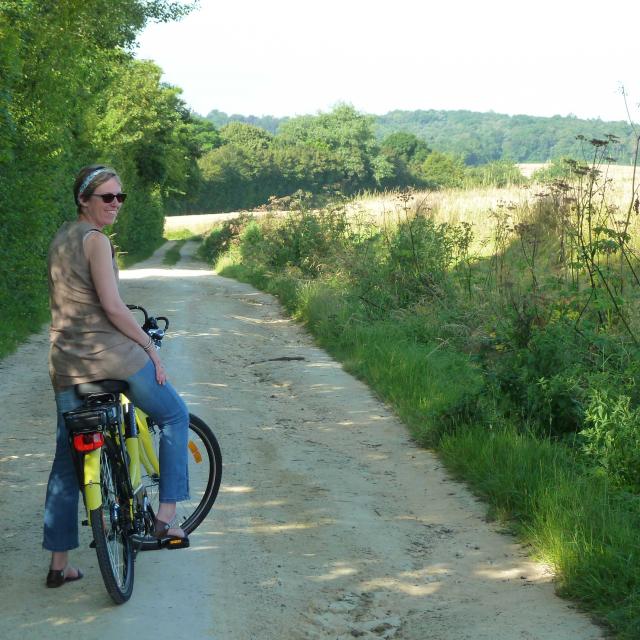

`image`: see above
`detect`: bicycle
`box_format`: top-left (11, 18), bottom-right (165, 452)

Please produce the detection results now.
top-left (63, 305), bottom-right (222, 604)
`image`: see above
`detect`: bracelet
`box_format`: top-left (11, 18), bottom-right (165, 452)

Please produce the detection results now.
top-left (142, 336), bottom-right (153, 352)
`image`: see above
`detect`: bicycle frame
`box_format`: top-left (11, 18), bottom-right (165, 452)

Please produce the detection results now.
top-left (131, 399), bottom-right (161, 482)
top-left (82, 448), bottom-right (103, 511)
top-left (73, 396), bottom-right (160, 515)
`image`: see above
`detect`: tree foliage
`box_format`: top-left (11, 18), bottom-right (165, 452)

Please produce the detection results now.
top-left (377, 109), bottom-right (637, 165)
top-left (190, 106), bottom-right (635, 214)
top-left (209, 107), bottom-right (638, 167)
top-left (206, 109), bottom-right (286, 134)
top-left (189, 105), bottom-right (390, 212)
top-left (0, 0), bottom-right (197, 351)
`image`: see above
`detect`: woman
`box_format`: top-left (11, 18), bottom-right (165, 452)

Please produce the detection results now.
top-left (43, 164), bottom-right (190, 588)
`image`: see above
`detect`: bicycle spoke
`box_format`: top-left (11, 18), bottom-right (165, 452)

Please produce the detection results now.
top-left (91, 446), bottom-right (134, 603)
top-left (102, 460), bottom-right (126, 585)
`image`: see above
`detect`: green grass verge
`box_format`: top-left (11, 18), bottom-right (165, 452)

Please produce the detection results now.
top-left (117, 236), bottom-right (166, 269)
top-left (163, 239), bottom-right (186, 266)
top-left (164, 228), bottom-right (203, 241)
top-left (216, 258), bottom-right (640, 639)
top-left (439, 426), bottom-right (640, 635)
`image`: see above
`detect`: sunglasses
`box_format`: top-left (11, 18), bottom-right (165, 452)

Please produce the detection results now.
top-left (89, 192), bottom-right (127, 203)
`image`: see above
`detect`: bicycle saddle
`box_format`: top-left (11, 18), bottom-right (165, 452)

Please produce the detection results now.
top-left (75, 380), bottom-right (129, 397)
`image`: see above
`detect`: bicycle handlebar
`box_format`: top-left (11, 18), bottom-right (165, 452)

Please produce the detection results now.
top-left (126, 304), bottom-right (169, 349)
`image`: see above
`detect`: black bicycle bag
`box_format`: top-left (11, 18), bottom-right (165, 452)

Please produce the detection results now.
top-left (63, 403), bottom-right (120, 434)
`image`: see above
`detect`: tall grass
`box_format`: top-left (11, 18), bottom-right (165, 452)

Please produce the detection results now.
top-left (162, 239), bottom-right (186, 265)
top-left (353, 164), bottom-right (639, 252)
top-left (295, 283), bottom-right (484, 444)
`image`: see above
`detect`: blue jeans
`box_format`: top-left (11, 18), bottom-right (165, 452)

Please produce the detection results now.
top-left (43, 360), bottom-right (190, 552)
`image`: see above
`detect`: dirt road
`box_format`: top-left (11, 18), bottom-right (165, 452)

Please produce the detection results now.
top-left (0, 242), bottom-right (605, 639)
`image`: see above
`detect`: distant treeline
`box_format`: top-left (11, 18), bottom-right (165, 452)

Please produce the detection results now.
top-left (175, 104), bottom-right (639, 215)
top-left (376, 110), bottom-right (638, 165)
top-left (175, 105), bottom-right (531, 214)
top-left (206, 108), bottom-right (639, 166)
top-left (206, 109), bottom-right (286, 135)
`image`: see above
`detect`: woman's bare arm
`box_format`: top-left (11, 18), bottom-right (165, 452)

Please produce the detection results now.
top-left (85, 232), bottom-right (167, 384)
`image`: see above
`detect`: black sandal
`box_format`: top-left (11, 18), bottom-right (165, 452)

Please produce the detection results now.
top-left (153, 518), bottom-right (190, 550)
top-left (46, 566), bottom-right (84, 588)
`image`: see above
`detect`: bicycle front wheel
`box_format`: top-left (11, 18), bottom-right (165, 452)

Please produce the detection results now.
top-left (90, 446), bottom-right (134, 604)
top-left (138, 413), bottom-right (222, 550)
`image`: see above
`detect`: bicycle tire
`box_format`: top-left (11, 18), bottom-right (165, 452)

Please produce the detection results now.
top-left (90, 445), bottom-right (135, 604)
top-left (137, 413), bottom-right (222, 550)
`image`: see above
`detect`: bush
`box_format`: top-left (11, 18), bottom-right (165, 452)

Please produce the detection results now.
top-left (239, 220), bottom-right (263, 258)
top-left (464, 160), bottom-right (528, 188)
top-left (417, 151), bottom-right (466, 188)
top-left (384, 214), bottom-right (456, 306)
top-left (579, 390), bottom-right (640, 492)
top-left (487, 318), bottom-right (632, 438)
top-left (198, 214), bottom-right (253, 264)
top-left (235, 198), bottom-right (351, 277)
top-left (531, 157), bottom-right (578, 183)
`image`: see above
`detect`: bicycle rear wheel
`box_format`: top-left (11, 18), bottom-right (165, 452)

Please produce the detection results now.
top-left (138, 413), bottom-right (222, 550)
top-left (90, 445), bottom-right (134, 604)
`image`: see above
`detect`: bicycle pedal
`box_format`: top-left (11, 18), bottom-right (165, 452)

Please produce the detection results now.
top-left (161, 537), bottom-right (190, 550)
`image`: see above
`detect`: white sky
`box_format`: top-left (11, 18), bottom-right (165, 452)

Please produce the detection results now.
top-left (135, 0), bottom-right (640, 122)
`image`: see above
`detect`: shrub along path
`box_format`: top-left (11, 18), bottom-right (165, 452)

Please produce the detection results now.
top-left (0, 241), bottom-right (604, 639)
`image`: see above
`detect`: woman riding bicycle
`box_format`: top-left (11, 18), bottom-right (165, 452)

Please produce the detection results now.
top-left (43, 164), bottom-right (190, 588)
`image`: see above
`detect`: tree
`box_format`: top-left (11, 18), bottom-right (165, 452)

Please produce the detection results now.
top-left (379, 131), bottom-right (431, 187)
top-left (0, 0), bottom-right (196, 351)
top-left (380, 131), bottom-right (430, 164)
top-left (418, 151), bottom-right (466, 189)
top-left (220, 121), bottom-right (273, 153)
top-left (189, 115), bottom-right (220, 154)
top-left (197, 145), bottom-right (255, 211)
top-left (278, 104), bottom-right (380, 191)
top-left (375, 109), bottom-right (636, 165)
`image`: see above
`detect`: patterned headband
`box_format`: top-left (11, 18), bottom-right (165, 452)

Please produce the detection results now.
top-left (78, 168), bottom-right (109, 198)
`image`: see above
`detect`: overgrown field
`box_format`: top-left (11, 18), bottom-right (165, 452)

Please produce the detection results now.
top-left (197, 152), bottom-right (640, 638)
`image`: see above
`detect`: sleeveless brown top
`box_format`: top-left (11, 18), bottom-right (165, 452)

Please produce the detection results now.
top-left (48, 220), bottom-right (147, 390)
